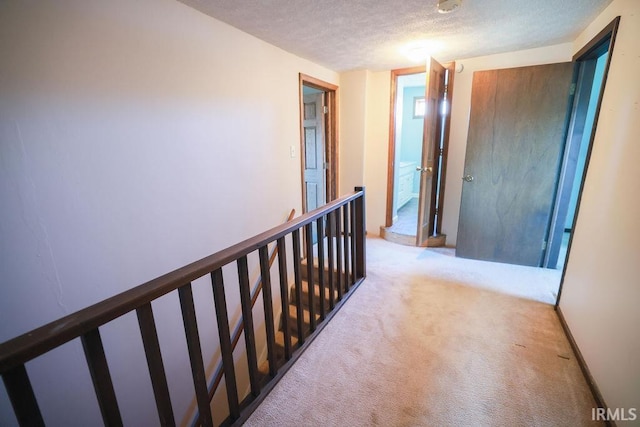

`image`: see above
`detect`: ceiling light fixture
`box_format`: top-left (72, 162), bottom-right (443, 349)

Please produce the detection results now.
top-left (401, 40), bottom-right (443, 63)
top-left (437, 0), bottom-right (462, 14)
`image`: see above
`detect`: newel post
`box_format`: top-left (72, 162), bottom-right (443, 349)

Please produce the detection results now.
top-left (354, 186), bottom-right (366, 279)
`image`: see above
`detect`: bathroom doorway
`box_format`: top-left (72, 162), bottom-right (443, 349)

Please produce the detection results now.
top-left (382, 61), bottom-right (454, 247)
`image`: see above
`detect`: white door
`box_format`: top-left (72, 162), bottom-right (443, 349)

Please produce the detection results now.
top-left (303, 92), bottom-right (326, 212)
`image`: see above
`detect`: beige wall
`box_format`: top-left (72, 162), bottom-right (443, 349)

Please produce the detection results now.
top-left (0, 0), bottom-right (337, 425)
top-left (339, 70), bottom-right (368, 196)
top-left (339, 70), bottom-right (391, 234)
top-left (363, 71), bottom-right (392, 234)
top-left (559, 0), bottom-right (640, 417)
top-left (443, 43), bottom-right (573, 244)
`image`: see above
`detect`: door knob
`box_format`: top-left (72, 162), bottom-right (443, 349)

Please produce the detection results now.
top-left (416, 166), bottom-right (433, 173)
top-left (462, 175), bottom-right (474, 182)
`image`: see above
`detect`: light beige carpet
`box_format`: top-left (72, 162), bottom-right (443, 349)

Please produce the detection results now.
top-left (245, 237), bottom-right (600, 426)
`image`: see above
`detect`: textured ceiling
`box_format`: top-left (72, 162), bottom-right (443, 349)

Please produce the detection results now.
top-left (178, 0), bottom-right (612, 72)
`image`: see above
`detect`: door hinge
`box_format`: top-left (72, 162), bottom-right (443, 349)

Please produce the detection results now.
top-left (323, 105), bottom-right (328, 114)
top-left (542, 240), bottom-right (547, 251)
top-left (569, 83), bottom-right (576, 96)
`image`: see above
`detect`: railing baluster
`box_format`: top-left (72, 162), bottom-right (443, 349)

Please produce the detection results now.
top-left (136, 303), bottom-right (175, 427)
top-left (343, 201), bottom-right (351, 292)
top-left (277, 237), bottom-right (292, 359)
top-left (2, 365), bottom-right (45, 427)
top-left (326, 212), bottom-right (336, 310)
top-left (350, 200), bottom-right (358, 286)
top-left (335, 208), bottom-right (343, 301)
top-left (258, 246), bottom-right (277, 377)
top-left (304, 223), bottom-right (317, 332)
top-left (316, 216), bottom-right (326, 320)
top-left (0, 193), bottom-right (367, 427)
top-left (81, 328), bottom-right (123, 427)
top-left (292, 229), bottom-right (305, 346)
top-left (178, 284), bottom-right (213, 427)
top-left (237, 256), bottom-right (260, 397)
top-left (210, 269), bottom-right (240, 421)
top-left (355, 187), bottom-right (367, 279)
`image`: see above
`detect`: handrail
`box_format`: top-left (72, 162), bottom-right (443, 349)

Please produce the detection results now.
top-left (204, 209), bottom-right (295, 407)
top-left (0, 187), bottom-right (366, 427)
top-left (0, 191), bottom-right (362, 373)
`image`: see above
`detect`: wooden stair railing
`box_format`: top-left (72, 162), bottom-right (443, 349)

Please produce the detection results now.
top-left (194, 209), bottom-right (295, 426)
top-left (0, 187), bottom-right (366, 427)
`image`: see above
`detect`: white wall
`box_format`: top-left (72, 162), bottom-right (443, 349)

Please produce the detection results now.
top-left (0, 0), bottom-right (338, 425)
top-left (339, 70), bottom-right (390, 235)
top-left (442, 43), bottom-right (574, 245)
top-left (363, 71), bottom-right (391, 235)
top-left (559, 0), bottom-right (640, 419)
top-left (339, 70), bottom-right (368, 196)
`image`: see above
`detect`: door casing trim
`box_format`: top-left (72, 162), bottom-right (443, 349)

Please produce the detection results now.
top-left (384, 64), bottom-right (454, 238)
top-left (554, 16), bottom-right (620, 306)
top-left (385, 66), bottom-right (426, 228)
top-left (299, 74), bottom-right (339, 213)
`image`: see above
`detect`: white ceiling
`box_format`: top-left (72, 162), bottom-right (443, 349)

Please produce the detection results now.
top-left (178, 0), bottom-right (612, 72)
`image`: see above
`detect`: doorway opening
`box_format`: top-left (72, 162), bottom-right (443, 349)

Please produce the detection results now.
top-left (455, 17), bottom-right (619, 274)
top-left (299, 74), bottom-right (338, 213)
top-left (382, 61), bottom-right (454, 247)
top-left (545, 17), bottom-right (620, 273)
top-left (387, 70), bottom-right (426, 239)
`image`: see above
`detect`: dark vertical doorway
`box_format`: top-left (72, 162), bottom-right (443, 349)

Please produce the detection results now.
top-left (545, 52), bottom-right (609, 269)
top-left (546, 17), bottom-right (621, 272)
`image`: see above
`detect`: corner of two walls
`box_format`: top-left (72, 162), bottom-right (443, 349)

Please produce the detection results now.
top-left (338, 70), bottom-right (368, 198)
top-left (557, 0), bottom-right (640, 416)
top-left (339, 70), bottom-right (391, 236)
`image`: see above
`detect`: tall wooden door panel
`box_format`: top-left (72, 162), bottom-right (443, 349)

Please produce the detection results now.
top-left (416, 57), bottom-right (446, 246)
top-left (456, 62), bottom-right (574, 266)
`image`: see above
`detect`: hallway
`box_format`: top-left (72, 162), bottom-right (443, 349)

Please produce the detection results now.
top-left (246, 237), bottom-right (597, 426)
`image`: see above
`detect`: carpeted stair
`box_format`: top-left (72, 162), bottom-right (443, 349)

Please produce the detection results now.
top-left (258, 257), bottom-right (340, 376)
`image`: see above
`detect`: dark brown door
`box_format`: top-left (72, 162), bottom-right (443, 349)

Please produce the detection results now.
top-left (456, 62), bottom-right (574, 266)
top-left (416, 57), bottom-right (446, 246)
